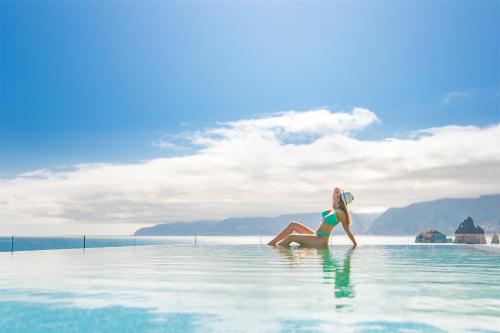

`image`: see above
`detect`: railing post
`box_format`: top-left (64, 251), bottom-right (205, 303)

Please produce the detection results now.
top-left (194, 233), bottom-right (197, 245)
top-left (260, 235), bottom-right (262, 244)
top-left (11, 236), bottom-right (14, 253)
top-left (83, 235), bottom-right (86, 249)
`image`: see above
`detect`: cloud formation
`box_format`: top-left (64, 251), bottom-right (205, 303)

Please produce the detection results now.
top-left (1, 108), bottom-right (499, 232)
top-left (441, 90), bottom-right (471, 104)
top-left (152, 138), bottom-right (186, 151)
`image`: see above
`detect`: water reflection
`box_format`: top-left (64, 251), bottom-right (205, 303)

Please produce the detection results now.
top-left (275, 246), bottom-right (355, 308)
top-left (319, 247), bottom-right (354, 307)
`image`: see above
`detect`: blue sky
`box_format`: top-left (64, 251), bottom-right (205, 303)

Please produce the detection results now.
top-left (1, 1), bottom-right (500, 234)
top-left (1, 0), bottom-right (499, 176)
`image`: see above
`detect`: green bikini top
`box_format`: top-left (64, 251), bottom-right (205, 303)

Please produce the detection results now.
top-left (322, 209), bottom-right (340, 226)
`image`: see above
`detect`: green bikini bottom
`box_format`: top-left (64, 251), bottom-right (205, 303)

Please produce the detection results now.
top-left (315, 230), bottom-right (330, 238)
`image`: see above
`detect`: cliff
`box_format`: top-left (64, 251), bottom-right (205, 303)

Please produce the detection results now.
top-left (368, 194), bottom-right (500, 235)
top-left (454, 217), bottom-right (486, 244)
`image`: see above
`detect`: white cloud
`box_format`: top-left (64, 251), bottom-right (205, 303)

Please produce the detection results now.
top-left (152, 138), bottom-right (186, 151)
top-left (210, 107), bottom-right (379, 137)
top-left (1, 107), bottom-right (499, 233)
top-left (441, 90), bottom-right (471, 104)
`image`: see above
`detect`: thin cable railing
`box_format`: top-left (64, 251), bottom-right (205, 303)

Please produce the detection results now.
top-left (1, 233), bottom-right (498, 253)
top-left (0, 235), bottom-right (146, 253)
top-left (1, 234), bottom-right (252, 252)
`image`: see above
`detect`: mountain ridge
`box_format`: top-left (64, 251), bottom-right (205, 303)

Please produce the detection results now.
top-left (134, 211), bottom-right (379, 236)
top-left (367, 194), bottom-right (500, 235)
top-left (134, 194), bottom-right (500, 236)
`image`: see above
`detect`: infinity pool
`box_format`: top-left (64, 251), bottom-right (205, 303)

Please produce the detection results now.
top-left (1, 238), bottom-right (499, 332)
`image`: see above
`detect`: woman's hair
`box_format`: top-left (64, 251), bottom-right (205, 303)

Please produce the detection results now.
top-left (338, 191), bottom-right (352, 225)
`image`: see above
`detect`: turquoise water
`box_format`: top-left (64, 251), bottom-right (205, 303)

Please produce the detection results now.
top-left (0, 236), bottom-right (188, 252)
top-left (0, 237), bottom-right (499, 332)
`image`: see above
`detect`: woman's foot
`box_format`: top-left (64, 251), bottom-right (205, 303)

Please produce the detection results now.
top-left (267, 241), bottom-right (276, 246)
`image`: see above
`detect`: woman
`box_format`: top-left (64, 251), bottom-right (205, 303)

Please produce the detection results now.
top-left (267, 187), bottom-right (357, 248)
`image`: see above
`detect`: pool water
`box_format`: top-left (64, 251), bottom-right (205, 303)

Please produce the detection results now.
top-left (0, 239), bottom-right (499, 332)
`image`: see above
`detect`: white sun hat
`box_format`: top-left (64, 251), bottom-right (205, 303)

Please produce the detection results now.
top-left (341, 191), bottom-right (354, 205)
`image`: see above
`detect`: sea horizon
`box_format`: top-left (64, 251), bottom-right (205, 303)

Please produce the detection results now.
top-left (2, 234), bottom-right (500, 253)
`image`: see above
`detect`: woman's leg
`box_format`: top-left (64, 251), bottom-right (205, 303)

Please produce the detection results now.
top-left (276, 234), bottom-right (328, 248)
top-left (267, 221), bottom-right (315, 246)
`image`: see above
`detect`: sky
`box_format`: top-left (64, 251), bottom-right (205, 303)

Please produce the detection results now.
top-left (1, 0), bottom-right (499, 235)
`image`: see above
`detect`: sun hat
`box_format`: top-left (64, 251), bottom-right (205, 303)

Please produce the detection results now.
top-left (341, 191), bottom-right (354, 205)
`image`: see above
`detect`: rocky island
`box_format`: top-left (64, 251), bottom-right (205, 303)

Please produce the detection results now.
top-left (415, 230), bottom-right (451, 243)
top-left (454, 217), bottom-right (486, 244)
top-left (492, 234), bottom-right (499, 244)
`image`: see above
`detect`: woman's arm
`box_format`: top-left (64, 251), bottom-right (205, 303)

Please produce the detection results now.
top-left (341, 220), bottom-right (357, 248)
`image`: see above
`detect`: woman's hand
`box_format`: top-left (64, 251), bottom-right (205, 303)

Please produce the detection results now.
top-left (341, 219), bottom-right (358, 249)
